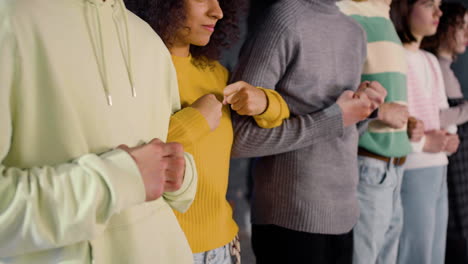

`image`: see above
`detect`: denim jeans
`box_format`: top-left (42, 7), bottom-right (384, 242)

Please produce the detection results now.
top-left (398, 165), bottom-right (448, 264)
top-left (353, 155), bottom-right (405, 264)
top-left (193, 243), bottom-right (235, 264)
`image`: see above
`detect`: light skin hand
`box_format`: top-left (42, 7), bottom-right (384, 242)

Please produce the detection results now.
top-left (378, 103), bottom-right (410, 129)
top-left (223, 81), bottom-right (268, 116)
top-left (118, 139), bottom-right (186, 201)
top-left (354, 81), bottom-right (387, 112)
top-left (423, 130), bottom-right (449, 153)
top-left (337, 90), bottom-right (372, 127)
top-left (190, 94), bottom-right (223, 131)
top-left (444, 133), bottom-right (460, 153)
top-left (407, 117), bottom-right (425, 142)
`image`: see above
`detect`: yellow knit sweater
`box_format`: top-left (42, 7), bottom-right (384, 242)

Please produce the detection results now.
top-left (168, 55), bottom-right (289, 253)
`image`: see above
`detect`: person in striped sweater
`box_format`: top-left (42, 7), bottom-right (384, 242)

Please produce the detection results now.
top-left (337, 1), bottom-right (422, 263)
top-left (391, 0), bottom-right (460, 263)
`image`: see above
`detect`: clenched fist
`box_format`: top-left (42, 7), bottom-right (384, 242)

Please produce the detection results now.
top-left (191, 94), bottom-right (223, 131)
top-left (119, 139), bottom-right (186, 201)
top-left (337, 90), bottom-right (372, 127)
top-left (444, 133), bottom-right (460, 154)
top-left (223, 81), bottom-right (268, 116)
top-left (354, 81), bottom-right (387, 112)
top-left (407, 117), bottom-right (425, 142)
top-left (378, 103), bottom-right (409, 129)
top-left (423, 130), bottom-right (449, 153)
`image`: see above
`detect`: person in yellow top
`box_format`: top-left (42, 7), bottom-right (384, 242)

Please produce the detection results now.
top-left (126, 0), bottom-right (290, 263)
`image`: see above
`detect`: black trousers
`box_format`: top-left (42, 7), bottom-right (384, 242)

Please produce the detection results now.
top-left (446, 235), bottom-right (468, 264)
top-left (252, 224), bottom-right (353, 264)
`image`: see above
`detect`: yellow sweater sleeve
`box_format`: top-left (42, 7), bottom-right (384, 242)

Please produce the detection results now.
top-left (167, 107), bottom-right (211, 152)
top-left (164, 61), bottom-right (200, 212)
top-left (254, 87), bottom-right (290, 129)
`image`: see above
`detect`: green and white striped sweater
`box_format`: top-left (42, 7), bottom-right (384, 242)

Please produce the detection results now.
top-left (338, 0), bottom-right (412, 157)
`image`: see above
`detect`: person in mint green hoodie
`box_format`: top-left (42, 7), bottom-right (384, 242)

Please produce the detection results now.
top-left (0, 0), bottom-right (199, 263)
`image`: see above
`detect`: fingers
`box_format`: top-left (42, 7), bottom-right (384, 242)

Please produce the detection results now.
top-left (352, 91), bottom-right (372, 119)
top-left (442, 132), bottom-right (460, 151)
top-left (143, 139), bottom-right (185, 161)
top-left (357, 92), bottom-right (372, 108)
top-left (162, 142), bottom-right (184, 158)
top-left (228, 92), bottom-right (246, 109)
top-left (148, 138), bottom-right (164, 145)
top-left (148, 140), bottom-right (185, 193)
top-left (337, 89), bottom-right (374, 127)
top-left (407, 118), bottom-right (425, 141)
top-left (364, 82), bottom-right (386, 109)
top-left (416, 120), bottom-right (425, 131)
top-left (224, 82), bottom-right (268, 116)
top-left (354, 81), bottom-right (370, 99)
top-left (117, 144), bottom-right (131, 152)
top-left (163, 155), bottom-right (185, 192)
top-left (340, 90), bottom-right (356, 101)
top-left (223, 81), bottom-right (243, 104)
top-left (447, 134), bottom-right (460, 145)
top-left (354, 81), bottom-right (386, 113)
top-left (368, 81), bottom-right (387, 98)
top-left (236, 105), bottom-right (253, 116)
top-left (364, 86), bottom-right (384, 103)
top-left (231, 100), bottom-right (248, 113)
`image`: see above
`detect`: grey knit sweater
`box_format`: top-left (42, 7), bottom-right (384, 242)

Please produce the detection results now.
top-left (231, 0), bottom-right (367, 234)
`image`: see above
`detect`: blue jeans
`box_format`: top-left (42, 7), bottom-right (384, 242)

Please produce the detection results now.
top-left (193, 243), bottom-right (234, 264)
top-left (353, 155), bottom-right (405, 264)
top-left (398, 166), bottom-right (448, 264)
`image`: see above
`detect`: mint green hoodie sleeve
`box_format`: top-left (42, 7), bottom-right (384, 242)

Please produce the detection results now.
top-left (0, 10), bottom-right (146, 258)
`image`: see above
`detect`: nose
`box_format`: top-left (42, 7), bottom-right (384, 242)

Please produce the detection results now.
top-left (434, 5), bottom-right (442, 18)
top-left (208, 0), bottom-right (223, 20)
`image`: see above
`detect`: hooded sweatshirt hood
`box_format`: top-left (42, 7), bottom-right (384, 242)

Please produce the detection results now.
top-left (84, 0), bottom-right (136, 105)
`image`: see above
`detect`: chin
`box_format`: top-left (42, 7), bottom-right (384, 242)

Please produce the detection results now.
top-left (193, 39), bottom-right (211, 47)
top-left (426, 29), bottom-right (437, 37)
top-left (456, 47), bottom-right (466, 54)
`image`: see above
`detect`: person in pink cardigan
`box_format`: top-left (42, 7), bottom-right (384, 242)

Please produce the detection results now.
top-left (391, 0), bottom-right (460, 263)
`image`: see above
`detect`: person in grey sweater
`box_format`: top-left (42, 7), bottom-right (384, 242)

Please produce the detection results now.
top-left (228, 0), bottom-right (386, 262)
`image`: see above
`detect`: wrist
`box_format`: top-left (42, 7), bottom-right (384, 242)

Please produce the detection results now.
top-left (257, 89), bottom-right (269, 115)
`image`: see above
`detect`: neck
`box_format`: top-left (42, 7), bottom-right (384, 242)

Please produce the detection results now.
top-left (404, 35), bottom-right (422, 51)
top-left (438, 49), bottom-right (453, 60)
top-left (170, 44), bottom-right (190, 57)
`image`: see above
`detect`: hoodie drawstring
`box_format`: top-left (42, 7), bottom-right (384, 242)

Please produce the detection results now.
top-left (115, 0), bottom-right (136, 98)
top-left (85, 0), bottom-right (136, 106)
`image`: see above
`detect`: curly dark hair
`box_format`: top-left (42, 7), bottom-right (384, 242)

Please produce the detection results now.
top-left (125, 0), bottom-right (246, 68)
top-left (421, 2), bottom-right (467, 58)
